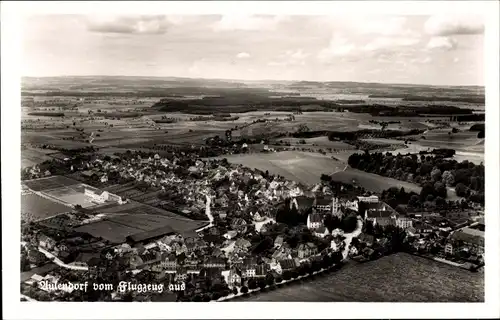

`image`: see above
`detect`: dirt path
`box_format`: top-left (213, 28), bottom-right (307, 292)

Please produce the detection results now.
top-left (341, 217), bottom-right (363, 260)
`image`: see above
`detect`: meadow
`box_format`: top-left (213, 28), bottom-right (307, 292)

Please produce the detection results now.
top-left (330, 167), bottom-right (423, 194)
top-left (21, 193), bottom-right (72, 221)
top-left (239, 253), bottom-right (483, 302)
top-left (218, 151), bottom-right (346, 186)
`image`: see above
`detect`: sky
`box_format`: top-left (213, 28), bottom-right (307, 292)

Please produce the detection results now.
top-left (22, 14), bottom-right (485, 85)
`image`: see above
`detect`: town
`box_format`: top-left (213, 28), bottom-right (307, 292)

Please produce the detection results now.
top-left (20, 143), bottom-right (485, 302)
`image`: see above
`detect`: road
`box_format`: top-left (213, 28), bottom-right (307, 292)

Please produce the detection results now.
top-left (38, 247), bottom-right (88, 271)
top-left (341, 217), bottom-right (363, 260)
top-left (195, 194), bottom-right (213, 232)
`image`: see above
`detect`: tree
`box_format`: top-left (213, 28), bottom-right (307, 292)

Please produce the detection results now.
top-left (341, 215), bottom-right (358, 233)
top-left (434, 181), bottom-right (447, 198)
top-left (442, 170), bottom-right (455, 187)
top-left (248, 278), bottom-right (257, 290)
top-left (265, 273), bottom-right (275, 287)
top-left (282, 271), bottom-right (292, 281)
top-left (232, 287), bottom-right (238, 295)
top-left (455, 183), bottom-right (468, 197)
top-left (258, 279), bottom-right (267, 289)
top-left (241, 286), bottom-right (249, 294)
top-left (431, 168), bottom-right (442, 181)
top-left (419, 183), bottom-right (436, 201)
top-left (320, 174), bottom-right (331, 182)
top-left (435, 196), bottom-right (446, 208)
top-left (408, 194), bottom-right (420, 207)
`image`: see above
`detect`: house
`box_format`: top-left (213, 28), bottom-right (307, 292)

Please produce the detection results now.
top-left (313, 197), bottom-right (333, 213)
top-left (365, 208), bottom-right (397, 226)
top-left (224, 231), bottom-right (238, 240)
top-left (414, 221), bottom-right (434, 234)
top-left (313, 227), bottom-right (330, 238)
top-left (203, 257), bottom-right (226, 269)
top-left (71, 252), bottom-right (101, 269)
top-left (160, 254), bottom-right (177, 271)
top-left (218, 211), bottom-right (228, 220)
top-left (449, 230), bottom-right (485, 255)
top-left (175, 267), bottom-right (188, 282)
top-left (396, 216), bottom-right (413, 229)
top-left (297, 242), bottom-right (318, 259)
top-left (234, 238), bottom-right (252, 252)
top-left (211, 247), bottom-right (225, 258)
top-left (38, 234), bottom-right (56, 250)
top-left (269, 261), bottom-right (282, 274)
top-left (27, 249), bottom-right (47, 265)
top-left (358, 233), bottom-right (375, 247)
top-left (331, 228), bottom-right (344, 237)
top-left (127, 254), bottom-right (144, 269)
top-left (307, 213), bottom-right (324, 230)
top-left (330, 238), bottom-right (342, 251)
top-left (290, 196), bottom-right (315, 213)
top-left (242, 264), bottom-right (256, 278)
top-left (186, 265), bottom-right (201, 275)
top-left (201, 267), bottom-right (224, 283)
top-left (274, 235), bottom-right (284, 249)
top-left (349, 246), bottom-right (358, 256)
top-left (231, 218), bottom-right (248, 232)
top-left (272, 246), bottom-right (292, 261)
top-left (345, 199), bottom-right (358, 212)
top-left (254, 264), bottom-right (270, 278)
top-left (444, 243), bottom-right (454, 255)
top-left (278, 259), bottom-right (297, 272)
top-left (228, 267), bottom-right (242, 287)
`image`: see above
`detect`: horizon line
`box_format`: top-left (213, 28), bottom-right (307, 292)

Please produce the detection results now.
top-left (21, 74), bottom-right (485, 88)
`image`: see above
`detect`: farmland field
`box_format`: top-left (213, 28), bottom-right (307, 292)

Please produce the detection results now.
top-left (97, 201), bottom-right (208, 230)
top-left (274, 136), bottom-right (356, 150)
top-left (239, 253), bottom-right (483, 302)
top-left (21, 147), bottom-right (56, 169)
top-left (23, 176), bottom-right (81, 191)
top-left (216, 151), bottom-right (346, 185)
top-left (75, 220), bottom-right (145, 243)
top-left (21, 193), bottom-right (72, 220)
top-left (330, 167), bottom-right (423, 194)
top-left (75, 212), bottom-right (207, 243)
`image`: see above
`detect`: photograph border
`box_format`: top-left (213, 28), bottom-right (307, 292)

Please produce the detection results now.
top-left (2, 1), bottom-right (499, 319)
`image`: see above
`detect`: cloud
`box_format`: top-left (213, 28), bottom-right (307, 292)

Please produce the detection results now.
top-left (86, 15), bottom-right (171, 34)
top-left (409, 56), bottom-right (432, 64)
top-left (425, 15), bottom-right (484, 36)
top-left (426, 36), bottom-right (458, 51)
top-left (317, 35), bottom-right (356, 60)
top-left (212, 15), bottom-right (288, 31)
top-left (236, 52), bottom-right (251, 59)
top-left (353, 16), bottom-right (418, 37)
top-left (363, 36), bottom-right (421, 52)
top-left (268, 49), bottom-right (309, 66)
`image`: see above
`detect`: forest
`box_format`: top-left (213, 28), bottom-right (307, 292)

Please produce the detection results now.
top-left (347, 151), bottom-right (484, 205)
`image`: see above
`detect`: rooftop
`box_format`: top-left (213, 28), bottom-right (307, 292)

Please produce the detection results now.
top-left (451, 230), bottom-right (484, 247)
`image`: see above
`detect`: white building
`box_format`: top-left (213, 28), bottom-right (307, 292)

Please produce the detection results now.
top-left (307, 213), bottom-right (323, 230)
top-left (345, 200), bottom-right (358, 212)
top-left (396, 217), bottom-right (413, 229)
top-left (357, 195), bottom-right (379, 203)
top-left (85, 188), bottom-right (124, 204)
top-left (332, 197), bottom-right (342, 216)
